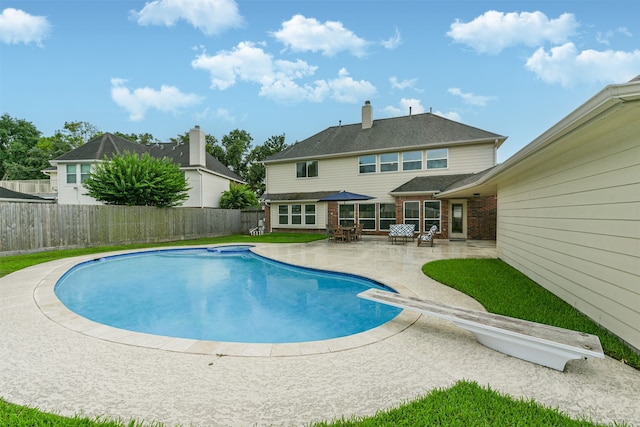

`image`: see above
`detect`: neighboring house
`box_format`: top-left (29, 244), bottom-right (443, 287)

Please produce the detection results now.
top-left (0, 186), bottom-right (52, 203)
top-left (439, 76), bottom-right (640, 352)
top-left (46, 126), bottom-right (243, 207)
top-left (262, 101), bottom-right (506, 239)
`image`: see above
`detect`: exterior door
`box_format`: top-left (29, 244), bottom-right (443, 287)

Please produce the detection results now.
top-left (449, 200), bottom-right (467, 240)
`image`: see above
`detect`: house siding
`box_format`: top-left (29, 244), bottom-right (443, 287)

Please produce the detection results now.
top-left (496, 101), bottom-right (640, 350)
top-left (266, 143), bottom-right (496, 204)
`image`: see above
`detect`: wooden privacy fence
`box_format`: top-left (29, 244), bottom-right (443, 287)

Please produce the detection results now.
top-left (0, 202), bottom-right (247, 255)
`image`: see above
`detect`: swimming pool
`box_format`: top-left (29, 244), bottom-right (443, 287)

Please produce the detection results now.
top-left (54, 246), bottom-right (402, 343)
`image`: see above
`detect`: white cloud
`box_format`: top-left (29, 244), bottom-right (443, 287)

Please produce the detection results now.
top-left (191, 42), bottom-right (281, 90)
top-left (271, 14), bottom-right (368, 57)
top-left (325, 68), bottom-right (377, 103)
top-left (433, 110), bottom-right (462, 122)
top-left (596, 26), bottom-right (632, 45)
top-left (525, 42), bottom-right (640, 87)
top-left (382, 98), bottom-right (426, 116)
top-left (447, 10), bottom-right (579, 54)
top-left (447, 87), bottom-right (494, 106)
top-left (0, 8), bottom-right (51, 46)
top-left (110, 78), bottom-right (204, 121)
top-left (381, 27), bottom-right (402, 50)
top-left (130, 0), bottom-right (243, 36)
top-left (196, 107), bottom-right (236, 123)
top-left (389, 76), bottom-right (419, 91)
top-left (192, 42), bottom-right (376, 104)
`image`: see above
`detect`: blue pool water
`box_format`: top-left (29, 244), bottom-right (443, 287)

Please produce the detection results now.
top-left (54, 246), bottom-right (401, 343)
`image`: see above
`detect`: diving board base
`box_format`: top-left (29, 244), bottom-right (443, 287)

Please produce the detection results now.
top-left (358, 289), bottom-right (604, 371)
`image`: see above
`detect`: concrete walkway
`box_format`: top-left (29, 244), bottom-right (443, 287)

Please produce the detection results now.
top-left (1, 238), bottom-right (639, 427)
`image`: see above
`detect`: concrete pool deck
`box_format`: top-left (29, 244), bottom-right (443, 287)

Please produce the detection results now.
top-left (1, 238), bottom-right (639, 426)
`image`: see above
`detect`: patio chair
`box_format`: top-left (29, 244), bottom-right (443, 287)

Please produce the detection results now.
top-left (417, 225), bottom-right (438, 247)
top-left (351, 223), bottom-right (363, 241)
top-left (326, 223), bottom-right (335, 241)
top-left (333, 225), bottom-right (348, 242)
top-left (388, 224), bottom-right (415, 244)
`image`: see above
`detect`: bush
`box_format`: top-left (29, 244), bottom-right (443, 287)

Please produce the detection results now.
top-left (84, 152), bottom-right (190, 207)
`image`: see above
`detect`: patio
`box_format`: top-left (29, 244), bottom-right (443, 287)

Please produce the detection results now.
top-left (1, 238), bottom-right (639, 427)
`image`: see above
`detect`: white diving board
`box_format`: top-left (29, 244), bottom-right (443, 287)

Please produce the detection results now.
top-left (358, 289), bottom-right (604, 371)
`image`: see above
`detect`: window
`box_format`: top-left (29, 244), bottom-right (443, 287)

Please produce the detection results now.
top-left (358, 204), bottom-right (376, 230)
top-left (426, 148), bottom-right (448, 169)
top-left (358, 155), bottom-right (376, 174)
top-left (404, 201), bottom-right (420, 231)
top-left (379, 203), bottom-right (396, 230)
top-left (424, 200), bottom-right (441, 232)
top-left (291, 204), bottom-right (302, 225)
top-left (305, 205), bottom-right (316, 225)
top-left (80, 164), bottom-right (91, 183)
top-left (380, 153), bottom-right (398, 172)
top-left (278, 205), bottom-right (289, 225)
top-left (402, 151), bottom-right (422, 171)
top-left (66, 165), bottom-right (77, 184)
top-left (296, 160), bottom-right (318, 178)
top-left (279, 204), bottom-right (316, 226)
top-left (66, 163), bottom-right (92, 184)
top-left (339, 204), bottom-right (355, 227)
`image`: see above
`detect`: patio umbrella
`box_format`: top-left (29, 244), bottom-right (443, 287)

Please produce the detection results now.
top-left (317, 191), bottom-right (375, 202)
top-left (318, 191), bottom-right (375, 231)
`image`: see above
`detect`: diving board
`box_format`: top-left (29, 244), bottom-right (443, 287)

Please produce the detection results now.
top-left (358, 289), bottom-right (604, 371)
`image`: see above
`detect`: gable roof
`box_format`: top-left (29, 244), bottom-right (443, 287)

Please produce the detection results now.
top-left (52, 133), bottom-right (242, 182)
top-left (265, 112), bottom-right (506, 163)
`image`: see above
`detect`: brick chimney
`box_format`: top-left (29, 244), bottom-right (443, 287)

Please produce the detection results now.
top-left (189, 125), bottom-right (206, 167)
top-left (362, 100), bottom-right (372, 129)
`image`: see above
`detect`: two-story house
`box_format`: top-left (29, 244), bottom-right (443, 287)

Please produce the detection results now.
top-left (262, 101), bottom-right (506, 240)
top-left (46, 126), bottom-right (243, 207)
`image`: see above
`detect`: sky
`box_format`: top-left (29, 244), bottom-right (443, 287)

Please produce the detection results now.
top-left (1, 0), bottom-right (639, 162)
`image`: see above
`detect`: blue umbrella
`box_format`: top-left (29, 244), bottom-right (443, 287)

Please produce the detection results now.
top-left (318, 191), bottom-right (375, 202)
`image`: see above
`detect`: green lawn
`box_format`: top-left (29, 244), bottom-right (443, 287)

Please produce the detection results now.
top-left (423, 258), bottom-right (640, 370)
top-left (1, 235), bottom-right (635, 427)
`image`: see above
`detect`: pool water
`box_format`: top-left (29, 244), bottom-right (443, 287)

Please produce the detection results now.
top-left (54, 247), bottom-right (401, 343)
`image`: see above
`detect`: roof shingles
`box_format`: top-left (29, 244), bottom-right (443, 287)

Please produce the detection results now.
top-left (266, 112), bottom-right (505, 162)
top-left (53, 133), bottom-right (242, 182)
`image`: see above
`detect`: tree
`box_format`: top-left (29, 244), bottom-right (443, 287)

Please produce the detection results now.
top-left (215, 129), bottom-right (253, 178)
top-left (61, 121), bottom-right (100, 148)
top-left (116, 132), bottom-right (158, 145)
top-left (246, 134), bottom-right (288, 195)
top-left (0, 114), bottom-right (41, 179)
top-left (219, 183), bottom-right (259, 209)
top-left (84, 152), bottom-right (190, 207)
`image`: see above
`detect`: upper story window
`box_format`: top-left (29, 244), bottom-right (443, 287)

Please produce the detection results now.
top-left (359, 155), bottom-right (376, 174)
top-left (426, 148), bottom-right (448, 169)
top-left (296, 160), bottom-right (318, 178)
top-left (402, 151), bottom-right (422, 171)
top-left (66, 164), bottom-right (91, 184)
top-left (380, 153), bottom-right (398, 172)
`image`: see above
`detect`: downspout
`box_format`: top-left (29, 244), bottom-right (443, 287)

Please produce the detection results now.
top-left (197, 169), bottom-right (204, 208)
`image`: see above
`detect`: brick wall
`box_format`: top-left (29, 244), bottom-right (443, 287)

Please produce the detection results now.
top-left (467, 196), bottom-right (497, 240)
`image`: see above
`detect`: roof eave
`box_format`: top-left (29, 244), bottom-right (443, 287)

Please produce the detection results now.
top-left (438, 79), bottom-right (640, 198)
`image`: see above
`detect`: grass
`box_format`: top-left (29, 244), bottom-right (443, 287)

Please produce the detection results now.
top-left (0, 233), bottom-right (325, 278)
top-left (318, 380), bottom-right (612, 427)
top-left (423, 258), bottom-right (640, 370)
top-left (1, 235), bottom-right (635, 427)
top-left (1, 380), bottom-right (617, 427)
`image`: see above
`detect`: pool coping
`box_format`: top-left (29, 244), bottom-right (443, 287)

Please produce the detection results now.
top-left (33, 244), bottom-right (421, 357)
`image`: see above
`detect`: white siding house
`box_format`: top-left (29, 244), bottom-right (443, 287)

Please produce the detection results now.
top-left (440, 77), bottom-right (640, 351)
top-left (262, 102), bottom-right (505, 239)
top-left (48, 126), bottom-right (243, 207)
